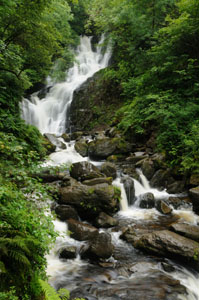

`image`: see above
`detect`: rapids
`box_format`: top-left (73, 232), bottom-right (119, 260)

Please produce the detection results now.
top-left (21, 36), bottom-right (199, 300)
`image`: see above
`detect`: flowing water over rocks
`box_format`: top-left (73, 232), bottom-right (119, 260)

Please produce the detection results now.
top-left (21, 36), bottom-right (199, 300)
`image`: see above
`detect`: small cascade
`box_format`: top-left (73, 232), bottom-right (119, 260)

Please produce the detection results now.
top-left (20, 36), bottom-right (111, 135)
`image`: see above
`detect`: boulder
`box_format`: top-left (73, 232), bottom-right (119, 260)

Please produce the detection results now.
top-left (55, 205), bottom-right (79, 221)
top-left (156, 200), bottom-right (172, 215)
top-left (100, 162), bottom-right (117, 179)
top-left (42, 136), bottom-right (56, 154)
top-left (133, 230), bottom-right (199, 268)
top-left (71, 131), bottom-right (84, 140)
top-left (139, 193), bottom-right (155, 209)
top-left (167, 196), bottom-right (192, 209)
top-left (189, 186), bottom-right (199, 212)
top-left (126, 154), bottom-right (148, 165)
top-left (95, 212), bottom-right (118, 228)
top-left (166, 181), bottom-right (185, 194)
top-left (61, 133), bottom-right (70, 142)
top-left (88, 137), bottom-right (131, 159)
top-left (82, 232), bottom-right (114, 259)
top-left (170, 223), bottom-right (199, 242)
top-left (70, 161), bottom-right (103, 181)
top-left (67, 219), bottom-right (98, 241)
top-left (121, 176), bottom-right (135, 206)
top-left (190, 174), bottom-right (199, 186)
top-left (74, 140), bottom-right (88, 157)
top-left (59, 246), bottom-right (77, 259)
top-left (59, 181), bottom-right (120, 218)
top-left (150, 169), bottom-right (174, 190)
top-left (44, 133), bottom-right (66, 149)
top-left (82, 177), bottom-right (112, 186)
top-left (141, 159), bottom-right (155, 180)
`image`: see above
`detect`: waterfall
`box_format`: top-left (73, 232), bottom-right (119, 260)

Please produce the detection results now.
top-left (20, 36), bottom-right (111, 135)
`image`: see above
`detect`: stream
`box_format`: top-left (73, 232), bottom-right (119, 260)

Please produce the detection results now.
top-left (21, 36), bottom-right (199, 300)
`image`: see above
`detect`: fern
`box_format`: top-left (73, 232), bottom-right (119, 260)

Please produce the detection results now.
top-left (39, 279), bottom-right (70, 300)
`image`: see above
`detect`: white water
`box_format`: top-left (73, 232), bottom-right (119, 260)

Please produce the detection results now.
top-left (20, 36), bottom-right (111, 135)
top-left (20, 36), bottom-right (199, 299)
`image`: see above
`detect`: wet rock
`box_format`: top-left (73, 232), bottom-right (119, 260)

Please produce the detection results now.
top-left (121, 176), bottom-right (135, 206)
top-left (167, 196), bottom-right (192, 209)
top-left (151, 153), bottom-right (166, 169)
top-left (59, 181), bottom-right (120, 218)
top-left (161, 262), bottom-right (176, 273)
top-left (61, 133), bottom-right (70, 142)
top-left (150, 169), bottom-right (174, 190)
top-left (83, 232), bottom-right (114, 259)
top-left (170, 223), bottom-right (199, 242)
top-left (100, 162), bottom-right (117, 179)
top-left (139, 193), bottom-right (155, 209)
top-left (74, 140), bottom-right (88, 157)
top-left (59, 246), bottom-right (77, 259)
top-left (105, 126), bottom-right (120, 138)
top-left (88, 137), bottom-right (131, 159)
top-left (126, 154), bottom-right (148, 164)
top-left (55, 205), bottom-right (79, 221)
top-left (32, 169), bottom-right (69, 183)
top-left (67, 219), bottom-right (98, 241)
top-left (141, 159), bottom-right (155, 180)
top-left (121, 166), bottom-right (140, 181)
top-left (44, 133), bottom-right (66, 149)
top-left (133, 230), bottom-right (199, 268)
top-left (156, 200), bottom-right (172, 215)
top-left (95, 212), bottom-right (118, 228)
top-left (70, 161), bottom-right (104, 181)
top-left (82, 177), bottom-right (112, 186)
top-left (166, 181), bottom-right (185, 194)
top-left (189, 186), bottom-right (199, 213)
top-left (42, 136), bottom-right (56, 154)
top-left (71, 131), bottom-right (84, 140)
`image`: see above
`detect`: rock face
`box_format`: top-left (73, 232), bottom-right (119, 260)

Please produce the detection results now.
top-left (67, 219), bottom-right (98, 241)
top-left (189, 186), bottom-right (199, 212)
top-left (44, 133), bottom-right (66, 149)
top-left (70, 161), bottom-right (103, 181)
top-left (88, 137), bottom-right (132, 159)
top-left (82, 232), bottom-right (114, 259)
top-left (141, 159), bottom-right (155, 180)
top-left (170, 223), bottom-right (199, 242)
top-left (95, 212), bottom-right (118, 228)
top-left (100, 162), bottom-right (117, 179)
top-left (156, 200), bottom-right (172, 215)
top-left (59, 181), bottom-right (120, 218)
top-left (59, 246), bottom-right (77, 259)
top-left (133, 230), bottom-right (199, 267)
top-left (139, 193), bottom-right (155, 209)
top-left (74, 140), bottom-right (88, 157)
top-left (55, 205), bottom-right (79, 221)
top-left (121, 176), bottom-right (135, 206)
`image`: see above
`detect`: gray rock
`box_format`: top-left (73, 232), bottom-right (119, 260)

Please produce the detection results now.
top-left (166, 181), bottom-right (185, 194)
top-left (82, 177), bottom-right (113, 186)
top-left (74, 140), bottom-right (88, 157)
top-left (67, 219), bottom-right (98, 241)
top-left (61, 133), bottom-right (70, 142)
top-left (71, 131), bottom-right (84, 140)
top-left (100, 162), bottom-right (117, 179)
top-left (139, 193), bottom-right (155, 209)
top-left (170, 223), bottom-right (199, 242)
top-left (121, 176), bottom-right (135, 206)
top-left (141, 159), bottom-right (155, 180)
top-left (189, 186), bottom-right (199, 212)
top-left (95, 212), bottom-right (118, 228)
top-left (156, 200), bottom-right (172, 215)
top-left (59, 246), bottom-right (77, 259)
top-left (150, 169), bottom-right (174, 189)
top-left (44, 133), bottom-right (66, 149)
top-left (70, 161), bottom-right (103, 181)
top-left (55, 205), bottom-right (79, 221)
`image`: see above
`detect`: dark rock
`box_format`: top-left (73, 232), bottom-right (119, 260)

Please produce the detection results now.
top-left (88, 137), bottom-right (131, 159)
top-left (42, 136), bottom-right (56, 154)
top-left (156, 200), bottom-right (172, 215)
top-left (121, 176), bottom-right (135, 206)
top-left (151, 153), bottom-right (166, 169)
top-left (83, 232), bottom-right (114, 259)
top-left (95, 212), bottom-right (118, 228)
top-left (61, 133), bottom-right (70, 142)
top-left (82, 177), bottom-right (112, 186)
top-left (167, 196), bottom-right (192, 209)
top-left (189, 186), bottom-right (199, 212)
top-left (59, 246), bottom-right (76, 259)
top-left (161, 262), bottom-right (176, 273)
top-left (74, 140), bottom-right (88, 157)
top-left (141, 159), bottom-right (155, 180)
top-left (126, 154), bottom-right (148, 164)
top-left (100, 162), bottom-right (117, 179)
top-left (44, 133), bottom-right (66, 149)
top-left (166, 181), bottom-right (185, 194)
top-left (59, 181), bottom-right (120, 218)
top-left (139, 193), bottom-right (155, 209)
top-left (133, 230), bottom-right (199, 268)
top-left (70, 161), bottom-right (103, 181)
top-left (150, 169), bottom-right (174, 189)
top-left (122, 166), bottom-right (140, 181)
top-left (170, 223), bottom-right (199, 242)
top-left (71, 131), bottom-right (84, 140)
top-left (67, 219), bottom-right (98, 241)
top-left (190, 174), bottom-right (199, 186)
top-left (55, 205), bottom-right (79, 221)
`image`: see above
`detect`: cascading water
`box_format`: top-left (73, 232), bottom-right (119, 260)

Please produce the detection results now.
top-left (21, 36), bottom-right (111, 135)
top-left (20, 36), bottom-right (199, 300)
